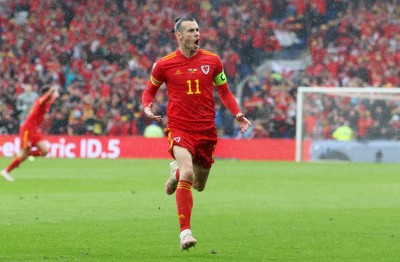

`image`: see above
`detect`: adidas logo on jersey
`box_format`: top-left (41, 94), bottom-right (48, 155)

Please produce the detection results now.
top-left (175, 69), bottom-right (182, 75)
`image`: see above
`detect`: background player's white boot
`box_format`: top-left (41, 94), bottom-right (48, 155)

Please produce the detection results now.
top-left (165, 161), bottom-right (179, 195)
top-left (1, 169), bottom-right (14, 182)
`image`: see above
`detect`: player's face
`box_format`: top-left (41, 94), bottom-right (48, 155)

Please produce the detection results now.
top-left (179, 21), bottom-right (200, 52)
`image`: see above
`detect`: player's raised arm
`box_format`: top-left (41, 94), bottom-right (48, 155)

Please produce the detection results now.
top-left (50, 84), bottom-right (60, 102)
top-left (38, 85), bottom-right (54, 105)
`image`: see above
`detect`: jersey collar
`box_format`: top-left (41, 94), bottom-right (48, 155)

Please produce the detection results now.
top-left (176, 48), bottom-right (202, 60)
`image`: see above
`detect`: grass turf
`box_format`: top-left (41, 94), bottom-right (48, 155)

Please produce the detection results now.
top-left (0, 158), bottom-right (399, 261)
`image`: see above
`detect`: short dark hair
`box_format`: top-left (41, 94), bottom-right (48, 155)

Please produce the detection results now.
top-left (171, 16), bottom-right (196, 33)
top-left (40, 85), bottom-right (51, 95)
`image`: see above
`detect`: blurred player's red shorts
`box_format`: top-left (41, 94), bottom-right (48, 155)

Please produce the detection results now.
top-left (164, 127), bottom-right (218, 169)
top-left (19, 129), bottom-right (44, 149)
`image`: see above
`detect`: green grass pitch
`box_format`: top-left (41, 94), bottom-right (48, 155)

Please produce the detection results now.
top-left (0, 157), bottom-right (399, 261)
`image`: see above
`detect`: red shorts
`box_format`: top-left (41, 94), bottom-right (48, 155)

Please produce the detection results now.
top-left (164, 127), bottom-right (218, 169)
top-left (19, 129), bottom-right (43, 149)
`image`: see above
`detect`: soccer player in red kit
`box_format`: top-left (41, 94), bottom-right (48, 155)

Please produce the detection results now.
top-left (142, 17), bottom-right (251, 250)
top-left (1, 85), bottom-right (59, 182)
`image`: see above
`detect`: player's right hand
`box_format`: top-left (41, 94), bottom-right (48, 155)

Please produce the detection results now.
top-left (144, 102), bottom-right (163, 122)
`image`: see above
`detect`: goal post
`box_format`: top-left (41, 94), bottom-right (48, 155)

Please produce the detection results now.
top-left (295, 87), bottom-right (400, 162)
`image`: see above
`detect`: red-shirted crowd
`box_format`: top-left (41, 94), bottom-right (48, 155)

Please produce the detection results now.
top-left (237, 0), bottom-right (400, 140)
top-left (0, 0), bottom-right (399, 139)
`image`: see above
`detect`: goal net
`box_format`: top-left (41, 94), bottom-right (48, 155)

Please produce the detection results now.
top-left (295, 87), bottom-right (400, 163)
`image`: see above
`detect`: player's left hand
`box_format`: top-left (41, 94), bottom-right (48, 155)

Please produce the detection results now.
top-left (236, 113), bottom-right (251, 133)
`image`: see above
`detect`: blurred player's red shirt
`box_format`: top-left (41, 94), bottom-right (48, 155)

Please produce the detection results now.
top-left (149, 49), bottom-right (224, 131)
top-left (20, 92), bottom-right (55, 132)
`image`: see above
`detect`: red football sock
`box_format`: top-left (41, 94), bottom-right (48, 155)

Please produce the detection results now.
top-left (6, 157), bottom-right (23, 172)
top-left (29, 149), bottom-right (46, 157)
top-left (176, 180), bottom-right (193, 232)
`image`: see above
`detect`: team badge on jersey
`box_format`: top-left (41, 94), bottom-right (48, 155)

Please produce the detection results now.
top-left (201, 65), bottom-right (210, 75)
top-left (173, 137), bottom-right (181, 143)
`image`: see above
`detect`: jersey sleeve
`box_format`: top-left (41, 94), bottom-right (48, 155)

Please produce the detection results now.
top-left (142, 61), bottom-right (164, 108)
top-left (213, 56), bottom-right (241, 116)
top-left (149, 61), bottom-right (165, 87)
top-left (216, 83), bottom-right (241, 116)
top-left (212, 56), bottom-right (225, 84)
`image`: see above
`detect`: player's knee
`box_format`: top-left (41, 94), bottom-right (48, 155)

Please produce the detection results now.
top-left (180, 170), bottom-right (194, 181)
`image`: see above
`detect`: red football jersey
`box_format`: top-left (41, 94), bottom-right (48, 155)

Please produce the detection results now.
top-left (150, 49), bottom-right (224, 131)
top-left (20, 92), bottom-right (54, 131)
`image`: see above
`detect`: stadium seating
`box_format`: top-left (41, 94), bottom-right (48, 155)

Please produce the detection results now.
top-left (0, 0), bottom-right (398, 139)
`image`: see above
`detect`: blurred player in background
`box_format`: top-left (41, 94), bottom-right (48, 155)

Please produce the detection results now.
top-left (142, 17), bottom-right (251, 250)
top-left (16, 84), bottom-right (39, 126)
top-left (1, 85), bottom-right (59, 182)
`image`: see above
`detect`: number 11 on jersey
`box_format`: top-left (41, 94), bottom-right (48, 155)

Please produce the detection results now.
top-left (187, 79), bottom-right (201, 95)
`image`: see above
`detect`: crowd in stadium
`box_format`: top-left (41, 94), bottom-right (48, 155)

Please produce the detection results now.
top-left (0, 0), bottom-right (399, 140)
top-left (238, 0), bottom-right (400, 140)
